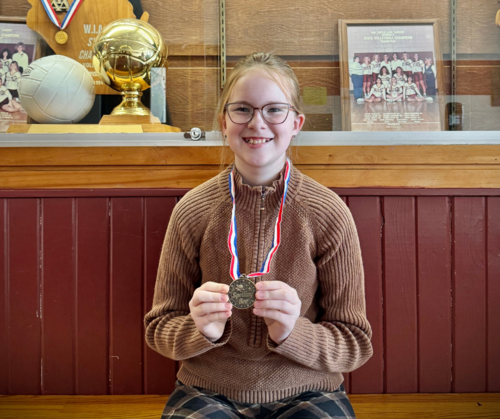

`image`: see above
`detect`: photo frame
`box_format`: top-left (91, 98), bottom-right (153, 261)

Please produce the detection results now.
top-left (339, 19), bottom-right (445, 132)
top-left (0, 16), bottom-right (44, 133)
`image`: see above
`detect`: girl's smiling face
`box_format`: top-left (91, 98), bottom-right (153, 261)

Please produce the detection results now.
top-left (223, 69), bottom-right (304, 174)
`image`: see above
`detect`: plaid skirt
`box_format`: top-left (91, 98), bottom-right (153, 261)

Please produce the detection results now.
top-left (161, 380), bottom-right (356, 419)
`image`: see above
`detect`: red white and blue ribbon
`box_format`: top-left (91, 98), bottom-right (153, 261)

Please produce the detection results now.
top-left (40, 0), bottom-right (84, 30)
top-left (228, 159), bottom-right (291, 281)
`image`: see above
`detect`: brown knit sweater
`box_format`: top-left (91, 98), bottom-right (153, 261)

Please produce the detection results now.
top-left (144, 162), bottom-right (373, 404)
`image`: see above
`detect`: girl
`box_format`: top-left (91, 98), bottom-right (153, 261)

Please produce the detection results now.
top-left (424, 57), bottom-right (437, 96)
top-left (403, 75), bottom-right (426, 102)
top-left (391, 53), bottom-right (402, 75)
top-left (0, 78), bottom-right (22, 113)
top-left (411, 53), bottom-right (426, 96)
top-left (365, 77), bottom-right (386, 102)
top-left (371, 54), bottom-right (381, 83)
top-left (145, 52), bottom-right (373, 419)
top-left (378, 66), bottom-right (391, 89)
top-left (5, 61), bottom-right (21, 99)
top-left (401, 52), bottom-right (413, 80)
top-left (362, 56), bottom-right (372, 98)
top-left (1, 48), bottom-right (12, 71)
top-left (0, 61), bottom-right (6, 84)
top-left (386, 76), bottom-right (404, 102)
top-left (12, 43), bottom-right (28, 73)
top-left (350, 55), bottom-right (365, 102)
top-left (394, 66), bottom-right (407, 88)
top-left (380, 54), bottom-right (391, 75)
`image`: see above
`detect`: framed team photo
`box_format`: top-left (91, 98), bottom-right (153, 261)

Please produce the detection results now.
top-left (339, 19), bottom-right (445, 131)
top-left (0, 16), bottom-right (43, 133)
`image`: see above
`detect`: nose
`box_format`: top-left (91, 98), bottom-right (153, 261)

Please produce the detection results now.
top-left (247, 108), bottom-right (267, 128)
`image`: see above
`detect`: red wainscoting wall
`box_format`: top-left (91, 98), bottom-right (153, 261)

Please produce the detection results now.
top-left (0, 188), bottom-right (499, 395)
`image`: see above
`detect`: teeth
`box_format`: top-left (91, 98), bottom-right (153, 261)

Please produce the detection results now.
top-left (245, 138), bottom-right (271, 144)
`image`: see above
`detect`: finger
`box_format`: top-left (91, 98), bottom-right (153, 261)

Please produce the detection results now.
top-left (253, 299), bottom-right (295, 314)
top-left (255, 281), bottom-right (288, 291)
top-left (255, 288), bottom-right (299, 304)
top-left (252, 308), bottom-right (288, 322)
top-left (191, 289), bottom-right (229, 306)
top-left (204, 310), bottom-right (232, 323)
top-left (192, 302), bottom-right (232, 317)
top-left (199, 282), bottom-right (230, 294)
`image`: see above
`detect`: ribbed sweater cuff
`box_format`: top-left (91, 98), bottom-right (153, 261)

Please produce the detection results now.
top-left (169, 317), bottom-right (233, 359)
top-left (266, 317), bottom-right (314, 363)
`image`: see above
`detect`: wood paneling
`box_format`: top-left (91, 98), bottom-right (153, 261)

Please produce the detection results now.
top-left (0, 200), bottom-right (6, 394)
top-left (76, 198), bottom-right (110, 395)
top-left (453, 197), bottom-right (487, 393)
top-left (0, 188), bottom-right (498, 396)
top-left (3, 1), bottom-right (500, 56)
top-left (146, 0), bottom-right (219, 56)
top-left (8, 199), bottom-right (41, 394)
top-left (456, 1), bottom-right (500, 55)
top-left (383, 197), bottom-right (418, 393)
top-left (349, 197), bottom-right (384, 394)
top-left (144, 197), bottom-right (177, 395)
top-left (417, 197), bottom-right (452, 392)
top-left (487, 197), bottom-right (500, 392)
top-left (110, 198), bottom-right (144, 394)
top-left (166, 68), bottom-right (219, 131)
top-left (2, 2), bottom-right (499, 131)
top-left (42, 199), bottom-right (75, 394)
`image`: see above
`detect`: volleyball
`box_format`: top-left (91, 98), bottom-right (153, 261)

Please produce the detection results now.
top-left (18, 55), bottom-right (95, 124)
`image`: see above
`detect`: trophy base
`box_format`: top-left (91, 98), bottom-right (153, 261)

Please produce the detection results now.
top-left (111, 90), bottom-right (151, 117)
top-left (100, 115), bottom-right (162, 125)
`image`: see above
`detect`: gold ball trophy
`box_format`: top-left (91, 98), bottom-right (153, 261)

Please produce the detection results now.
top-left (93, 17), bottom-right (179, 130)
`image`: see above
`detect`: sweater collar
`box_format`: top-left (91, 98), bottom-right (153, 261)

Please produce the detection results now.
top-left (219, 161), bottom-right (301, 211)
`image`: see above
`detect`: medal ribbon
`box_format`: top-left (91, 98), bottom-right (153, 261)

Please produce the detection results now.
top-left (40, 0), bottom-right (84, 30)
top-left (228, 159), bottom-right (291, 281)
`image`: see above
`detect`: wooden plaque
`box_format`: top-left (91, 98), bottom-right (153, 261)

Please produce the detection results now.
top-left (26, 0), bottom-right (136, 95)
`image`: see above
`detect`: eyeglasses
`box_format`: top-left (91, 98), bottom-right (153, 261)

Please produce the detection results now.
top-left (224, 102), bottom-right (296, 125)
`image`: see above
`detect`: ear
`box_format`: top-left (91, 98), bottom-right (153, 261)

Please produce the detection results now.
top-left (292, 113), bottom-right (305, 135)
top-left (221, 115), bottom-right (228, 137)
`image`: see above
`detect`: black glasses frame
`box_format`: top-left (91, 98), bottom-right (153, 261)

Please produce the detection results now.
top-left (224, 102), bottom-right (296, 125)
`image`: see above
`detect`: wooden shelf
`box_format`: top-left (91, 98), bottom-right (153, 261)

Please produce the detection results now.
top-left (0, 143), bottom-right (498, 189)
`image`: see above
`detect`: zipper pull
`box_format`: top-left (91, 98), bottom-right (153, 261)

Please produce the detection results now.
top-left (261, 186), bottom-right (266, 211)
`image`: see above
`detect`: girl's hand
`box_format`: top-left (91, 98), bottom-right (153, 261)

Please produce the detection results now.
top-left (253, 281), bottom-right (302, 345)
top-left (189, 282), bottom-right (232, 342)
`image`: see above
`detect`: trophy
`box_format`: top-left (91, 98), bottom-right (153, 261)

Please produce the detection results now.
top-left (92, 18), bottom-right (167, 119)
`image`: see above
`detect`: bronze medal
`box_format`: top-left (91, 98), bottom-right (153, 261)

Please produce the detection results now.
top-left (228, 275), bottom-right (256, 309)
top-left (55, 30), bottom-right (68, 44)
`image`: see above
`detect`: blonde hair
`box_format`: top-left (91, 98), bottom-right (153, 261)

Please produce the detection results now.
top-left (215, 52), bottom-right (304, 167)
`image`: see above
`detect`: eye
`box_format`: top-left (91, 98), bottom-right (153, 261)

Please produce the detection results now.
top-left (231, 104), bottom-right (251, 113)
top-left (264, 104), bottom-right (288, 113)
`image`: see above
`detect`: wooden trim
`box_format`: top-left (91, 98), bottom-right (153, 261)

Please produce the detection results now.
top-left (0, 145), bottom-right (499, 166)
top-left (0, 393), bottom-right (499, 417)
top-left (0, 189), bottom-right (191, 198)
top-left (0, 15), bottom-right (27, 23)
top-left (0, 145), bottom-right (499, 189)
top-left (0, 188), bottom-right (498, 198)
top-left (0, 167), bottom-right (499, 189)
top-left (338, 20), bottom-right (351, 131)
top-left (433, 19), bottom-right (446, 131)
